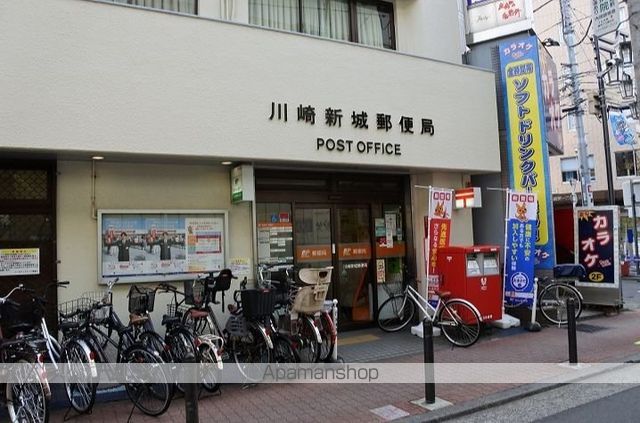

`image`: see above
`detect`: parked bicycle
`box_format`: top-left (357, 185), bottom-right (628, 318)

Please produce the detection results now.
top-left (0, 284), bottom-right (51, 423)
top-left (377, 279), bottom-right (482, 347)
top-left (61, 278), bottom-right (174, 418)
top-left (258, 264), bottom-right (336, 363)
top-left (534, 264), bottom-right (585, 326)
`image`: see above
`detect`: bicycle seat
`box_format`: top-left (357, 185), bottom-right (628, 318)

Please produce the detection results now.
top-left (7, 323), bottom-right (35, 335)
top-left (161, 315), bottom-right (181, 327)
top-left (435, 290), bottom-right (451, 299)
top-left (59, 321), bottom-right (80, 331)
top-left (553, 264), bottom-right (586, 279)
top-left (187, 309), bottom-right (209, 319)
top-left (129, 313), bottom-right (149, 326)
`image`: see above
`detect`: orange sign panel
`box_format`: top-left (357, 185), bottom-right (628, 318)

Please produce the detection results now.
top-left (296, 245), bottom-right (332, 263)
top-left (338, 243), bottom-right (371, 260)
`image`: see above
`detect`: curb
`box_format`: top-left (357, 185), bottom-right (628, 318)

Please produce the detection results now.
top-left (398, 351), bottom-right (640, 423)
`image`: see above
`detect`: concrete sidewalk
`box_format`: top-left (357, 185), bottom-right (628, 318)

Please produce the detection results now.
top-left (45, 305), bottom-right (640, 423)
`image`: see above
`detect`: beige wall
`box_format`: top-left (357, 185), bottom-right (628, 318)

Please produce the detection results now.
top-left (0, 0), bottom-right (500, 174)
top-left (57, 160), bottom-right (253, 325)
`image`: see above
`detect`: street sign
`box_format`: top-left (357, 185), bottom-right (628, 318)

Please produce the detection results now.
top-left (591, 0), bottom-right (620, 37)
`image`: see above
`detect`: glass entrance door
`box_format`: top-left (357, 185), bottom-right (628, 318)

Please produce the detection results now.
top-left (336, 207), bottom-right (372, 324)
top-left (294, 207), bottom-right (333, 269)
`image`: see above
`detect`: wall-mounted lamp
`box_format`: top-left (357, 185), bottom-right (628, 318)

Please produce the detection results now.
top-left (621, 72), bottom-right (634, 99)
top-left (221, 161), bottom-right (232, 165)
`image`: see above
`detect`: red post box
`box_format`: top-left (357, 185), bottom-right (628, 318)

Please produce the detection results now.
top-left (435, 245), bottom-right (502, 321)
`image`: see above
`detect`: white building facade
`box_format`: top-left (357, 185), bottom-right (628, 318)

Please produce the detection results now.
top-left (0, 0), bottom-right (500, 328)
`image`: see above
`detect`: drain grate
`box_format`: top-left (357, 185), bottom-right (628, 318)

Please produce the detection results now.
top-left (575, 324), bottom-right (609, 333)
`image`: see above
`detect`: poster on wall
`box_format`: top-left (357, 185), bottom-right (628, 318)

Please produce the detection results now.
top-left (499, 35), bottom-right (556, 270)
top-left (0, 248), bottom-right (40, 276)
top-left (575, 207), bottom-right (619, 287)
top-left (503, 191), bottom-right (538, 307)
top-left (98, 210), bottom-right (227, 283)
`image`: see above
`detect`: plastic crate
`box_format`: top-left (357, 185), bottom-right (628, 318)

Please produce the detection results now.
top-left (128, 285), bottom-right (155, 314)
top-left (292, 283), bottom-right (330, 314)
top-left (225, 314), bottom-right (248, 337)
top-left (240, 289), bottom-right (276, 319)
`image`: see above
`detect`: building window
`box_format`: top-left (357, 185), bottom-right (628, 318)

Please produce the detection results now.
top-left (615, 150), bottom-right (640, 177)
top-left (113, 0), bottom-right (197, 15)
top-left (561, 155), bottom-right (595, 183)
top-left (249, 0), bottom-right (395, 50)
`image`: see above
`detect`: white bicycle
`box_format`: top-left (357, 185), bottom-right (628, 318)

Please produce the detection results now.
top-left (377, 279), bottom-right (483, 347)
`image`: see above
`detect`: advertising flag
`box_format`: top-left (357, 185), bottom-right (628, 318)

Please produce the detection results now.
top-left (426, 188), bottom-right (453, 276)
top-left (499, 35), bottom-right (556, 269)
top-left (504, 191), bottom-right (538, 306)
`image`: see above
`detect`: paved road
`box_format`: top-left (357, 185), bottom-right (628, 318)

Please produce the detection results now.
top-left (447, 365), bottom-right (640, 423)
top-left (539, 385), bottom-right (640, 423)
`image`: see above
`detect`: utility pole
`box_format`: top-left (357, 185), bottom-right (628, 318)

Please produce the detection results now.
top-left (561, 0), bottom-right (593, 206)
top-left (594, 36), bottom-right (616, 205)
top-left (628, 0), bottom-right (640, 103)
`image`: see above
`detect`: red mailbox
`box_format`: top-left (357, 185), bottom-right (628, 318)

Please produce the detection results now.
top-left (435, 245), bottom-right (502, 321)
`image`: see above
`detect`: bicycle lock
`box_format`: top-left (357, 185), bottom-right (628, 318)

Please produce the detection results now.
top-left (423, 318), bottom-right (436, 404)
top-left (567, 297), bottom-right (578, 364)
top-left (184, 351), bottom-right (199, 422)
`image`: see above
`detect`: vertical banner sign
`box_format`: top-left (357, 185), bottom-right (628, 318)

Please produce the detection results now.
top-left (504, 192), bottom-right (538, 306)
top-left (427, 188), bottom-right (453, 275)
top-left (576, 208), bottom-right (616, 285)
top-left (500, 35), bottom-right (556, 269)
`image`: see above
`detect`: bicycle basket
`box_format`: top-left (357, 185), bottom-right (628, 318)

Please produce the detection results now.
top-left (58, 297), bottom-right (95, 325)
top-left (0, 300), bottom-right (38, 337)
top-left (240, 288), bottom-right (276, 319)
top-left (166, 301), bottom-right (190, 319)
top-left (292, 283), bottom-right (330, 314)
top-left (82, 290), bottom-right (112, 305)
top-left (184, 279), bottom-right (206, 306)
top-left (128, 285), bottom-right (155, 314)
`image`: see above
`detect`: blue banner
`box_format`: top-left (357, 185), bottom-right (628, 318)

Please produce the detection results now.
top-left (504, 192), bottom-right (538, 307)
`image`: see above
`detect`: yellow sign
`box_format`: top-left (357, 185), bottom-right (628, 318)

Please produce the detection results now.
top-left (0, 248), bottom-right (40, 276)
top-left (505, 59), bottom-right (549, 246)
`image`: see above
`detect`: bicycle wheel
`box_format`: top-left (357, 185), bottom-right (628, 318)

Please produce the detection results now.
top-left (538, 283), bottom-right (583, 325)
top-left (122, 346), bottom-right (172, 417)
top-left (232, 324), bottom-right (272, 383)
top-left (438, 299), bottom-right (481, 347)
top-left (62, 339), bottom-right (97, 414)
top-left (139, 331), bottom-right (174, 364)
top-left (318, 311), bottom-right (335, 362)
top-left (6, 358), bottom-right (50, 423)
top-left (273, 335), bottom-right (297, 364)
top-left (198, 342), bottom-right (221, 393)
top-left (377, 295), bottom-right (415, 332)
top-left (296, 316), bottom-right (320, 363)
top-left (165, 329), bottom-right (196, 394)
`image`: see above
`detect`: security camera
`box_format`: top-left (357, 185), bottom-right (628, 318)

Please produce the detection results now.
top-left (606, 56), bottom-right (621, 68)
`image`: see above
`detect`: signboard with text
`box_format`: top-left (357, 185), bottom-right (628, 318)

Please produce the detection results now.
top-left (499, 35), bottom-right (556, 269)
top-left (575, 207), bottom-right (619, 287)
top-left (426, 188), bottom-right (453, 276)
top-left (0, 248), bottom-right (40, 276)
top-left (504, 192), bottom-right (537, 306)
top-left (591, 0), bottom-right (620, 37)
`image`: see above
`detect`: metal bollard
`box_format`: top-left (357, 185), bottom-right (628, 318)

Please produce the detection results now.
top-left (184, 351), bottom-right (199, 423)
top-left (567, 297), bottom-right (578, 364)
top-left (423, 318), bottom-right (435, 404)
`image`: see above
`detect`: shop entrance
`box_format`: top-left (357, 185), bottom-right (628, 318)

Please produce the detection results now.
top-left (256, 170), bottom-right (413, 330)
top-left (293, 205), bottom-right (373, 326)
top-left (0, 160), bottom-right (57, 331)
